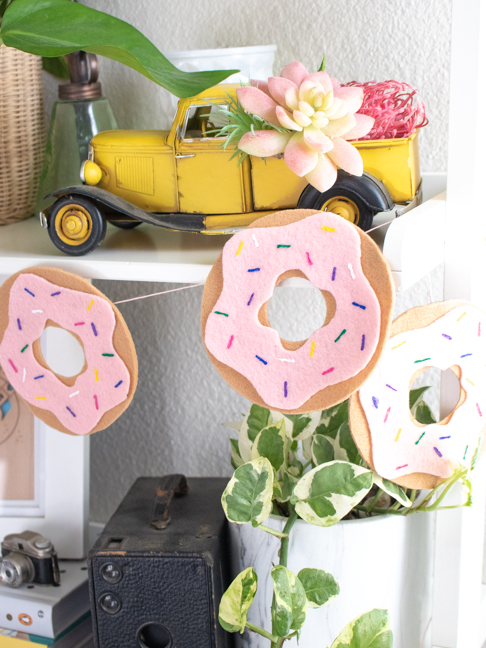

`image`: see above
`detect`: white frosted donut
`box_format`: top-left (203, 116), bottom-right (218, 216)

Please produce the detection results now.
top-left (0, 270), bottom-right (137, 436)
top-left (202, 209), bottom-right (394, 413)
top-left (353, 302), bottom-right (486, 482)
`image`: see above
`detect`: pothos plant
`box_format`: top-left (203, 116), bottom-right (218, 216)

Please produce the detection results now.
top-left (218, 387), bottom-right (476, 647)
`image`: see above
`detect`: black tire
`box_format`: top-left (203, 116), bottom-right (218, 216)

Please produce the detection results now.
top-left (298, 184), bottom-right (375, 231)
top-left (110, 220), bottom-right (142, 230)
top-left (48, 196), bottom-right (107, 256)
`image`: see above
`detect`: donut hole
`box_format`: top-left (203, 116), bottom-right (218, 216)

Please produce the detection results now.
top-left (34, 325), bottom-right (87, 384)
top-left (262, 273), bottom-right (336, 347)
top-left (409, 366), bottom-right (462, 425)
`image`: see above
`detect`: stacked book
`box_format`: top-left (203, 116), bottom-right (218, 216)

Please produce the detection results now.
top-left (0, 562), bottom-right (91, 647)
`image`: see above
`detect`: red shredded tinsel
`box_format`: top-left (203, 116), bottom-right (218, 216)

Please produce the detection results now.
top-left (345, 80), bottom-right (428, 140)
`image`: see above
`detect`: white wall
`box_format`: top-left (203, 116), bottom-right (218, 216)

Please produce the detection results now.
top-left (42, 0), bottom-right (453, 521)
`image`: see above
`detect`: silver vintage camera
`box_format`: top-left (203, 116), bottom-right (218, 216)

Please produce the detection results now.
top-left (0, 531), bottom-right (60, 588)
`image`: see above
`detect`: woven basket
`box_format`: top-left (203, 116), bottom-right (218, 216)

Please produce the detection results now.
top-left (0, 45), bottom-right (46, 225)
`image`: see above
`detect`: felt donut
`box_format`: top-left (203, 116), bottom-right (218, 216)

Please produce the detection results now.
top-left (0, 267), bottom-right (138, 436)
top-left (349, 301), bottom-right (486, 489)
top-left (201, 209), bottom-right (394, 413)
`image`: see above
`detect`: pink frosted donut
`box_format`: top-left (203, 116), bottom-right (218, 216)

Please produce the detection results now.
top-left (0, 268), bottom-right (137, 436)
top-left (201, 209), bottom-right (394, 413)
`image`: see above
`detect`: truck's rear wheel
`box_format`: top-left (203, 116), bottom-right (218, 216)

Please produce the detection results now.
top-left (110, 220), bottom-right (141, 230)
top-left (299, 186), bottom-right (374, 231)
top-left (48, 196), bottom-right (107, 256)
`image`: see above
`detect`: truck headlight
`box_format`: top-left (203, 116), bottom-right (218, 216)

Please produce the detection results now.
top-left (81, 160), bottom-right (103, 186)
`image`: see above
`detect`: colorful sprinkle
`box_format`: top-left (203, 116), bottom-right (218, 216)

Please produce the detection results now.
top-left (94, 395), bottom-right (99, 410)
top-left (414, 358), bottom-right (431, 363)
top-left (251, 234), bottom-right (259, 247)
top-left (395, 429), bottom-right (402, 442)
top-left (322, 367), bottom-right (334, 376)
top-left (20, 344), bottom-right (28, 353)
top-left (115, 380), bottom-right (123, 388)
top-left (34, 375), bottom-right (44, 380)
top-left (22, 368), bottom-right (26, 383)
top-left (384, 407), bottom-right (391, 423)
top-left (24, 288), bottom-right (35, 297)
top-left (439, 436), bottom-right (451, 440)
top-left (466, 378), bottom-right (475, 386)
top-left (392, 341), bottom-right (406, 350)
top-left (75, 322), bottom-right (85, 326)
top-left (236, 241), bottom-right (244, 256)
top-left (277, 244), bottom-right (291, 248)
top-left (332, 267), bottom-right (336, 281)
top-left (457, 312), bottom-right (466, 322)
top-left (51, 291), bottom-right (61, 297)
top-left (334, 329), bottom-right (346, 343)
top-left (284, 381), bottom-right (288, 398)
top-left (66, 406), bottom-right (76, 417)
top-left (35, 396), bottom-right (46, 401)
top-left (442, 334), bottom-right (452, 340)
top-left (415, 432), bottom-right (426, 445)
top-left (248, 268), bottom-right (260, 273)
top-left (386, 384), bottom-right (397, 391)
top-left (247, 293), bottom-right (254, 306)
top-left (227, 335), bottom-right (234, 349)
top-left (476, 403), bottom-right (482, 417)
top-left (102, 353), bottom-right (115, 357)
top-left (396, 463), bottom-right (408, 470)
top-left (348, 263), bottom-right (356, 279)
top-left (434, 447), bottom-right (443, 457)
top-left (17, 319), bottom-right (21, 331)
top-left (94, 368), bottom-right (99, 383)
top-left (215, 311), bottom-right (229, 317)
top-left (306, 252), bottom-right (313, 265)
top-left (91, 322), bottom-right (98, 337)
top-left (464, 446), bottom-right (469, 460)
top-left (321, 225), bottom-right (335, 232)
top-left (361, 334), bottom-right (365, 351)
top-left (256, 355), bottom-right (268, 365)
top-left (8, 359), bottom-right (18, 373)
top-left (352, 302), bottom-right (366, 310)
top-left (32, 310), bottom-right (43, 314)
top-left (461, 353), bottom-right (472, 358)
top-left (277, 358), bottom-right (295, 363)
top-left (372, 396), bottom-right (379, 409)
top-left (310, 341), bottom-right (315, 357)
top-left (87, 300), bottom-right (94, 311)
top-left (69, 391), bottom-right (79, 398)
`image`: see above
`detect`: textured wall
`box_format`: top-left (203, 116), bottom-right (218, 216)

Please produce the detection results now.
top-left (52, 0), bottom-right (452, 521)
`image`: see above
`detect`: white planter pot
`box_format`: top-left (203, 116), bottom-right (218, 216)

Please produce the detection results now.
top-left (230, 513), bottom-right (433, 648)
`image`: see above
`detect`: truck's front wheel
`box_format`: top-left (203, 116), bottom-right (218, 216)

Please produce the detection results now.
top-left (299, 186), bottom-right (374, 231)
top-left (48, 196), bottom-right (107, 256)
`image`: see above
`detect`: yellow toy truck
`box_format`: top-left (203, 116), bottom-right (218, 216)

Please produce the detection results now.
top-left (43, 83), bottom-right (422, 255)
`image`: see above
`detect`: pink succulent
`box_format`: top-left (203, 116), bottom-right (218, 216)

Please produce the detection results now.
top-left (236, 62), bottom-right (374, 192)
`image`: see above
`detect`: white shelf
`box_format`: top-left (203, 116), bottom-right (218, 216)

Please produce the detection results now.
top-left (0, 183), bottom-right (446, 291)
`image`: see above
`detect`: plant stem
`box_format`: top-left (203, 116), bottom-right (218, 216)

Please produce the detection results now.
top-left (366, 488), bottom-right (384, 512)
top-left (354, 505), bottom-right (403, 516)
top-left (279, 506), bottom-right (299, 568)
top-left (246, 622), bottom-right (278, 643)
top-left (258, 524), bottom-right (289, 539)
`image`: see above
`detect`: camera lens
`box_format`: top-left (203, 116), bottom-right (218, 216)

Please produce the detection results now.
top-left (137, 623), bottom-right (172, 648)
top-left (98, 592), bottom-right (122, 615)
top-left (100, 562), bottom-right (122, 584)
top-left (0, 554), bottom-right (34, 588)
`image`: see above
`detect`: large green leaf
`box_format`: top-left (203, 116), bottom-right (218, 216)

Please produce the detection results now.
top-left (222, 458), bottom-right (274, 526)
top-left (271, 566), bottom-right (307, 637)
top-left (291, 461), bottom-right (373, 527)
top-left (1, 0), bottom-right (237, 98)
top-left (317, 401), bottom-right (349, 440)
top-left (252, 419), bottom-right (287, 472)
top-left (297, 568), bottom-right (340, 608)
top-left (219, 567), bottom-right (258, 634)
top-left (330, 609), bottom-right (393, 648)
top-left (409, 386), bottom-right (430, 410)
top-left (276, 469), bottom-right (299, 503)
top-left (373, 474), bottom-right (411, 508)
top-left (312, 434), bottom-right (335, 465)
top-left (230, 438), bottom-right (244, 470)
top-left (285, 411), bottom-right (321, 440)
top-left (336, 422), bottom-right (362, 465)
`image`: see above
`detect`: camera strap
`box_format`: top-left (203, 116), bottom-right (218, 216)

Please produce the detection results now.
top-left (150, 474), bottom-right (188, 530)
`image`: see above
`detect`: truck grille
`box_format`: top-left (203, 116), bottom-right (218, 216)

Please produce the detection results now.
top-left (115, 156), bottom-right (154, 195)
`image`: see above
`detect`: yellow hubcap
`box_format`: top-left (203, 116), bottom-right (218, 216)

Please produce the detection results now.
top-left (55, 204), bottom-right (92, 246)
top-left (321, 196), bottom-right (360, 224)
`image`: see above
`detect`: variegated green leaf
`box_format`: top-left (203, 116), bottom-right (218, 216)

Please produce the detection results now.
top-left (222, 458), bottom-right (274, 526)
top-left (291, 461), bottom-right (373, 527)
top-left (271, 566), bottom-right (307, 637)
top-left (230, 438), bottom-right (245, 469)
top-left (409, 386), bottom-right (430, 409)
top-left (285, 411), bottom-right (321, 440)
top-left (373, 474), bottom-right (411, 508)
top-left (312, 434), bottom-right (335, 465)
top-left (287, 454), bottom-right (304, 478)
top-left (271, 411), bottom-right (294, 438)
top-left (330, 608), bottom-right (393, 648)
top-left (317, 401), bottom-right (349, 440)
top-left (238, 405), bottom-right (273, 462)
top-left (297, 568), bottom-right (340, 608)
top-left (276, 470), bottom-right (299, 503)
top-left (252, 419), bottom-right (287, 472)
top-left (219, 567), bottom-right (258, 634)
top-left (336, 422), bottom-right (362, 465)
top-left (302, 435), bottom-right (314, 462)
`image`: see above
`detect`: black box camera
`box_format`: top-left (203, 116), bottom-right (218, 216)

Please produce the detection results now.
top-left (88, 475), bottom-right (233, 648)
